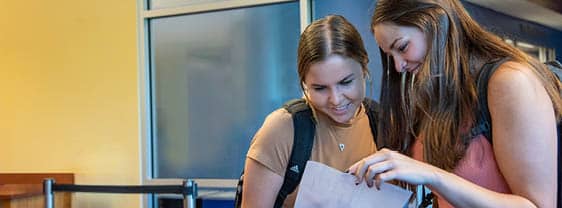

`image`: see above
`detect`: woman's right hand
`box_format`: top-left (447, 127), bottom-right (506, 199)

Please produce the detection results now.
top-left (347, 148), bottom-right (443, 189)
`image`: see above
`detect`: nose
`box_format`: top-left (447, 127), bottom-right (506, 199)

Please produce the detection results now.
top-left (328, 88), bottom-right (342, 106)
top-left (393, 56), bottom-right (406, 72)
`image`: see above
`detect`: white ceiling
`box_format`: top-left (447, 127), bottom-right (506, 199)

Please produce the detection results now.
top-left (466, 0), bottom-right (562, 31)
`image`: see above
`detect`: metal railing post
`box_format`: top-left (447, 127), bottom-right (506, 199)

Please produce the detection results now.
top-left (182, 179), bottom-right (197, 208)
top-left (43, 178), bottom-right (55, 208)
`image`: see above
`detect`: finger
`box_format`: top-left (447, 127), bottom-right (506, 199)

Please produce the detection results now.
top-left (352, 149), bottom-right (392, 184)
top-left (376, 171), bottom-right (398, 189)
top-left (364, 160), bottom-right (393, 188)
top-left (352, 159), bottom-right (368, 184)
top-left (347, 162), bottom-right (359, 175)
top-left (348, 155), bottom-right (373, 172)
top-left (375, 174), bottom-right (381, 190)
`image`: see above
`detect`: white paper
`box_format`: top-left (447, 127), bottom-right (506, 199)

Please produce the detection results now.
top-left (294, 161), bottom-right (412, 208)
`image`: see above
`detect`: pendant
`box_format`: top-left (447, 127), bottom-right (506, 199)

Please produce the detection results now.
top-left (339, 143), bottom-right (345, 152)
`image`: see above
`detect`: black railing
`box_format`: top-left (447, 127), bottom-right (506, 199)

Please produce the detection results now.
top-left (43, 178), bottom-right (197, 208)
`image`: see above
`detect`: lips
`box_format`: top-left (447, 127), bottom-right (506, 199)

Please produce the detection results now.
top-left (331, 103), bottom-right (351, 115)
top-left (408, 64), bottom-right (421, 73)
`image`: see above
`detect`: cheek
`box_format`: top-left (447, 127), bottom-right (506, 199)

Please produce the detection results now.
top-left (305, 91), bottom-right (327, 106)
top-left (414, 41), bottom-right (428, 62)
top-left (406, 48), bottom-right (425, 63)
top-left (345, 82), bottom-right (366, 100)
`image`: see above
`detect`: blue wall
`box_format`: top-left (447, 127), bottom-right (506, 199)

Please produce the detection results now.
top-left (462, 1), bottom-right (562, 61)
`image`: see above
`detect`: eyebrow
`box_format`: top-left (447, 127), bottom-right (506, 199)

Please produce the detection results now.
top-left (339, 74), bottom-right (355, 82)
top-left (389, 37), bottom-right (402, 51)
top-left (310, 73), bottom-right (355, 88)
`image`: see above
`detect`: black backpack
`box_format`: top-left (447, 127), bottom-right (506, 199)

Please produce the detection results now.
top-left (234, 98), bottom-right (380, 208)
top-left (467, 59), bottom-right (562, 207)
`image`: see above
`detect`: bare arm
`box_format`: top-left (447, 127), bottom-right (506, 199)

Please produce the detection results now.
top-left (485, 61), bottom-right (557, 207)
top-left (348, 61), bottom-right (557, 207)
top-left (242, 158), bottom-right (284, 208)
top-left (429, 61), bottom-right (557, 207)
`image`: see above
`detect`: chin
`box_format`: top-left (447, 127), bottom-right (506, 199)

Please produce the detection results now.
top-left (330, 113), bottom-right (354, 124)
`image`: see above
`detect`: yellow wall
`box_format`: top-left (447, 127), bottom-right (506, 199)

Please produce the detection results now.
top-left (0, 0), bottom-right (141, 207)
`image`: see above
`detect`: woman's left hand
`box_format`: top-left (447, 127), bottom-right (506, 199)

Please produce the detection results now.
top-left (347, 148), bottom-right (443, 188)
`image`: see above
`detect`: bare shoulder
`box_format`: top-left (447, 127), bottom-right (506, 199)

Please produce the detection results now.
top-left (486, 60), bottom-right (556, 140)
top-left (485, 61), bottom-right (558, 207)
top-left (487, 61), bottom-right (545, 104)
top-left (486, 60), bottom-right (556, 141)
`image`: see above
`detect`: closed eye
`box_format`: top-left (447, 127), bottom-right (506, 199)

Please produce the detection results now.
top-left (398, 42), bottom-right (408, 53)
top-left (339, 79), bottom-right (353, 85)
top-left (311, 85), bottom-right (326, 91)
top-left (339, 74), bottom-right (355, 86)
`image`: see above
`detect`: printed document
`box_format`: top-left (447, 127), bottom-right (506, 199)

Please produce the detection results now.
top-left (294, 161), bottom-right (412, 208)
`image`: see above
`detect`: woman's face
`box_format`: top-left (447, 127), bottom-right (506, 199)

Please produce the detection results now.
top-left (303, 55), bottom-right (366, 124)
top-left (374, 22), bottom-right (427, 73)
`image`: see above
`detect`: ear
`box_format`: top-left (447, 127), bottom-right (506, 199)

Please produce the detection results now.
top-left (363, 71), bottom-right (371, 81)
top-left (301, 82), bottom-right (310, 95)
top-left (302, 90), bottom-right (312, 104)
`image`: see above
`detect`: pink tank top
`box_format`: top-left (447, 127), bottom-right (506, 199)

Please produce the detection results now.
top-left (412, 134), bottom-right (512, 207)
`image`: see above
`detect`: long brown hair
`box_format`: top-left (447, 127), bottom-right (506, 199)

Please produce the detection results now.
top-left (372, 0), bottom-right (562, 171)
top-left (297, 15), bottom-right (369, 90)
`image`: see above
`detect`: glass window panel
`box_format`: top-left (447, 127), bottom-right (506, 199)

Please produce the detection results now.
top-left (313, 0), bottom-right (383, 100)
top-left (149, 2), bottom-right (301, 179)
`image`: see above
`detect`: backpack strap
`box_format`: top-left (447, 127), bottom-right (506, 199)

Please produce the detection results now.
top-left (466, 58), bottom-right (511, 143)
top-left (545, 60), bottom-right (562, 81)
top-left (234, 172), bottom-right (244, 208)
top-left (363, 98), bottom-right (381, 149)
top-left (274, 98), bottom-right (316, 208)
top-left (273, 98), bottom-right (380, 207)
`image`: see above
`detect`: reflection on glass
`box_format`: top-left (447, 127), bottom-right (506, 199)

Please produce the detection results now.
top-left (150, 2), bottom-right (301, 179)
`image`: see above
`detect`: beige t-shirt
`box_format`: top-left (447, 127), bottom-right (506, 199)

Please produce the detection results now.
top-left (246, 104), bottom-right (377, 207)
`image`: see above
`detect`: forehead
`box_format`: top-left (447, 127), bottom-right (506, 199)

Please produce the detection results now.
top-left (373, 22), bottom-right (418, 51)
top-left (305, 55), bottom-right (362, 84)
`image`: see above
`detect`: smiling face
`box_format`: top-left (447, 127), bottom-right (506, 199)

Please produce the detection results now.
top-left (374, 22), bottom-right (427, 73)
top-left (303, 55), bottom-right (366, 124)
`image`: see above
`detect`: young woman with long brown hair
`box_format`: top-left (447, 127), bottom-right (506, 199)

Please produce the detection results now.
top-left (349, 0), bottom-right (560, 207)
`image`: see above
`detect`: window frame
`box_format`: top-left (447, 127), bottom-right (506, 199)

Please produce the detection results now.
top-left (137, 0), bottom-right (311, 207)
